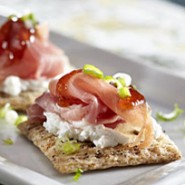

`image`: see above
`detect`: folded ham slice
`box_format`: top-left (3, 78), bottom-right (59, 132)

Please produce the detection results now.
top-left (0, 15), bottom-right (69, 82)
top-left (28, 69), bottom-right (154, 148)
top-left (55, 70), bottom-right (153, 147)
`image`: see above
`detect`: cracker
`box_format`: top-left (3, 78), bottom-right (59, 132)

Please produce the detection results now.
top-left (18, 121), bottom-right (181, 174)
top-left (0, 91), bottom-right (42, 111)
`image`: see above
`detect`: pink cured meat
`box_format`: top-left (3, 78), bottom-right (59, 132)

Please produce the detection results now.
top-left (28, 70), bottom-right (147, 129)
top-left (53, 71), bottom-right (154, 147)
top-left (28, 70), bottom-right (153, 147)
top-left (29, 70), bottom-right (147, 129)
top-left (28, 92), bottom-right (123, 129)
top-left (55, 71), bottom-right (147, 128)
top-left (0, 40), bottom-right (69, 81)
top-left (0, 18), bottom-right (69, 82)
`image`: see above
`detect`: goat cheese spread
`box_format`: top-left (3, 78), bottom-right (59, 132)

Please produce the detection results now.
top-left (43, 112), bottom-right (163, 148)
top-left (0, 76), bottom-right (49, 96)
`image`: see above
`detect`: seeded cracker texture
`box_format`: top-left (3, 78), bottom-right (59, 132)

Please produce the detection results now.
top-left (0, 91), bottom-right (41, 111)
top-left (18, 121), bottom-right (181, 174)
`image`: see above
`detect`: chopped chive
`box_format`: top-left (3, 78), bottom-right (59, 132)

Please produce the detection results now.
top-left (104, 75), bottom-right (123, 89)
top-left (15, 115), bottom-right (28, 127)
top-left (118, 86), bottom-right (131, 98)
top-left (20, 13), bottom-right (38, 26)
top-left (103, 75), bottom-right (115, 83)
top-left (8, 13), bottom-right (38, 27)
top-left (104, 76), bottom-right (131, 98)
top-left (56, 139), bottom-right (81, 155)
top-left (83, 64), bottom-right (104, 79)
top-left (73, 168), bottom-right (83, 181)
top-left (3, 138), bottom-right (14, 145)
top-left (156, 104), bottom-right (184, 122)
top-left (117, 77), bottom-right (126, 87)
top-left (21, 13), bottom-right (38, 27)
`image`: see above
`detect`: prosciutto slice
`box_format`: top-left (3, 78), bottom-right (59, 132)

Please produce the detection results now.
top-left (28, 66), bottom-right (153, 147)
top-left (28, 92), bottom-right (123, 129)
top-left (54, 70), bottom-right (153, 147)
top-left (0, 16), bottom-right (69, 82)
top-left (54, 70), bottom-right (147, 127)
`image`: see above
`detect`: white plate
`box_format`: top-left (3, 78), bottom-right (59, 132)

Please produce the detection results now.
top-left (0, 16), bottom-right (185, 185)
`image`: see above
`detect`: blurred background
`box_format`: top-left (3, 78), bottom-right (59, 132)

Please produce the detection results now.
top-left (0, 0), bottom-right (185, 78)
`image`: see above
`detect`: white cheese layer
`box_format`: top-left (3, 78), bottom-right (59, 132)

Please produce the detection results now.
top-left (0, 76), bottom-right (49, 96)
top-left (43, 112), bottom-right (163, 148)
top-left (151, 117), bottom-right (163, 138)
top-left (43, 112), bottom-right (129, 148)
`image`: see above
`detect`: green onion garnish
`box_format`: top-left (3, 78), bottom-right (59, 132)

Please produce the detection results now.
top-left (56, 139), bottom-right (81, 155)
top-left (0, 104), bottom-right (12, 119)
top-left (83, 64), bottom-right (104, 79)
top-left (104, 76), bottom-right (131, 98)
top-left (15, 115), bottom-right (28, 127)
top-left (3, 138), bottom-right (14, 145)
top-left (103, 75), bottom-right (123, 89)
top-left (73, 168), bottom-right (83, 181)
top-left (8, 13), bottom-right (38, 27)
top-left (117, 77), bottom-right (126, 87)
top-left (156, 104), bottom-right (184, 122)
top-left (20, 13), bottom-right (38, 26)
top-left (118, 86), bottom-right (131, 98)
top-left (103, 75), bottom-right (115, 83)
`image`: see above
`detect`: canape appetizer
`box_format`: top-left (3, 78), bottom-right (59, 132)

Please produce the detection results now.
top-left (19, 64), bottom-right (181, 173)
top-left (0, 13), bottom-right (71, 111)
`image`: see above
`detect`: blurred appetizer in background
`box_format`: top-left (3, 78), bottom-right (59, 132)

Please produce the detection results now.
top-left (0, 13), bottom-right (71, 111)
top-left (19, 64), bottom-right (181, 174)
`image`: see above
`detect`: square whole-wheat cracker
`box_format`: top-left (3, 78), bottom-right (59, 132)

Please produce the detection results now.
top-left (0, 91), bottom-right (42, 111)
top-left (18, 121), bottom-right (182, 174)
